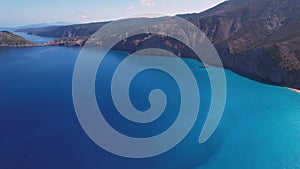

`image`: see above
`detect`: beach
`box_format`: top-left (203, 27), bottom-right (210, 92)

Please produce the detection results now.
top-left (288, 88), bottom-right (300, 94)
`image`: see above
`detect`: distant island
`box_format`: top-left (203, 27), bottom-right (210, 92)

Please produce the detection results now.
top-left (3, 0), bottom-right (300, 90)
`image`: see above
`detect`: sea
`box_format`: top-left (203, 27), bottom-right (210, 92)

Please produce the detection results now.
top-left (0, 31), bottom-right (300, 169)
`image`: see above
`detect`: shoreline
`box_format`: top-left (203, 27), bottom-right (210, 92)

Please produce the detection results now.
top-left (288, 88), bottom-right (300, 94)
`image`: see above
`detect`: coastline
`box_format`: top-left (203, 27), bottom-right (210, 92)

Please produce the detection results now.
top-left (288, 88), bottom-right (300, 94)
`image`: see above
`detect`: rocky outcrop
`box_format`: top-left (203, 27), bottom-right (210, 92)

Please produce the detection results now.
top-left (42, 37), bottom-right (88, 46)
top-left (0, 31), bottom-right (36, 47)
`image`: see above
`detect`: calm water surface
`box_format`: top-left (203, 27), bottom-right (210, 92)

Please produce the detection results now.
top-left (0, 44), bottom-right (300, 169)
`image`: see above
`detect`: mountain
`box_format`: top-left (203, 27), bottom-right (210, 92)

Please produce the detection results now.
top-left (17, 22), bottom-right (79, 29)
top-left (0, 31), bottom-right (36, 47)
top-left (16, 0), bottom-right (300, 89)
top-left (17, 22), bottom-right (109, 38)
top-left (180, 0), bottom-right (300, 89)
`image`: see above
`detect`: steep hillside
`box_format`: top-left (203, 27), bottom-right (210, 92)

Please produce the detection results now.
top-left (182, 0), bottom-right (300, 88)
top-left (17, 0), bottom-right (300, 89)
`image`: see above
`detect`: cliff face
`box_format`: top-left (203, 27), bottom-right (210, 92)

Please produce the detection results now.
top-left (17, 0), bottom-right (300, 89)
top-left (0, 31), bottom-right (36, 47)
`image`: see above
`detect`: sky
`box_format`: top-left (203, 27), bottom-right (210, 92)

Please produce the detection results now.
top-left (0, 0), bottom-right (226, 27)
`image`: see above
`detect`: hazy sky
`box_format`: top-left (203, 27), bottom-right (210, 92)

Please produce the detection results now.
top-left (0, 0), bottom-right (226, 27)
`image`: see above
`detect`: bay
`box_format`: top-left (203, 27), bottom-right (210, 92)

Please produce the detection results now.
top-left (0, 45), bottom-right (300, 169)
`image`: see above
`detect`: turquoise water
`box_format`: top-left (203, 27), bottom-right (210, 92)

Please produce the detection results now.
top-left (0, 46), bottom-right (300, 169)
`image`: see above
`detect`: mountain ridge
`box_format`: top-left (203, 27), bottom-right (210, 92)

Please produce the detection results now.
top-left (15, 0), bottom-right (300, 89)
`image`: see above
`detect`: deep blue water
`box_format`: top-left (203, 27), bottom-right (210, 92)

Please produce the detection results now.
top-left (0, 45), bottom-right (300, 169)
